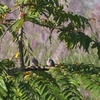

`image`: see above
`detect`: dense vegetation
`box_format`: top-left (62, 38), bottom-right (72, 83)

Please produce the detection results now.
top-left (0, 0), bottom-right (100, 100)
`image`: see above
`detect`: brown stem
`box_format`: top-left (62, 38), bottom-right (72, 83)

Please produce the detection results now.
top-left (18, 27), bottom-right (25, 69)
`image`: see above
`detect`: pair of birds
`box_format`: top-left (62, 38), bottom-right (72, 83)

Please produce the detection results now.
top-left (32, 58), bottom-right (55, 67)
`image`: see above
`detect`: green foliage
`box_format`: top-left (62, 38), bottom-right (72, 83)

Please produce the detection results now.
top-left (49, 67), bottom-right (83, 100)
top-left (0, 4), bottom-right (9, 20)
top-left (0, 0), bottom-right (100, 100)
top-left (1, 59), bottom-right (100, 99)
top-left (0, 58), bottom-right (83, 100)
top-left (0, 59), bottom-right (15, 73)
top-left (0, 4), bottom-right (9, 36)
top-left (59, 31), bottom-right (92, 51)
top-left (0, 59), bottom-right (14, 100)
top-left (57, 63), bottom-right (100, 99)
top-left (0, 24), bottom-right (4, 37)
top-left (0, 0), bottom-right (99, 58)
top-left (0, 76), bottom-right (8, 100)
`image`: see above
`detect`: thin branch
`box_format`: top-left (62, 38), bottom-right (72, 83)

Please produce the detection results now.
top-left (9, 6), bottom-right (20, 14)
top-left (0, 20), bottom-right (16, 40)
top-left (25, 66), bottom-right (50, 71)
top-left (18, 27), bottom-right (25, 69)
top-left (9, 66), bottom-right (53, 71)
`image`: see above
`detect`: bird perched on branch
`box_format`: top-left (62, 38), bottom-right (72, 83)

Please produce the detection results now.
top-left (32, 58), bottom-right (38, 67)
top-left (46, 58), bottom-right (55, 67)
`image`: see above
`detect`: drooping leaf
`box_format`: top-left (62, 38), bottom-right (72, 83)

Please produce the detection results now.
top-left (0, 76), bottom-right (7, 99)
